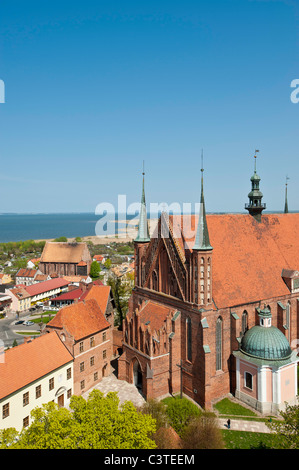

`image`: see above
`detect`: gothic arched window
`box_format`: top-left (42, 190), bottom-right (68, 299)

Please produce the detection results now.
top-left (152, 270), bottom-right (158, 291)
top-left (242, 311), bottom-right (248, 335)
top-left (216, 317), bottom-right (223, 371)
top-left (186, 317), bottom-right (192, 362)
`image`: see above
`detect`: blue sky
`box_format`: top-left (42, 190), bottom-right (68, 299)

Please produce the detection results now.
top-left (0, 0), bottom-right (298, 214)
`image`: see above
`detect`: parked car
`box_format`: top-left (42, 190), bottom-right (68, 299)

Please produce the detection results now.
top-left (15, 320), bottom-right (24, 325)
top-left (23, 321), bottom-right (34, 326)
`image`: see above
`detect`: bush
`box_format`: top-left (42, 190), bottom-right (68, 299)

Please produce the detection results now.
top-left (181, 413), bottom-right (224, 449)
top-left (164, 397), bottom-right (200, 436)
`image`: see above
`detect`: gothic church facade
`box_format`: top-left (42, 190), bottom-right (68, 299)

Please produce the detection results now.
top-left (118, 157), bottom-right (299, 411)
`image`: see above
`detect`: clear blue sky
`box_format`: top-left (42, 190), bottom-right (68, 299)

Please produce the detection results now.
top-left (0, 0), bottom-right (298, 214)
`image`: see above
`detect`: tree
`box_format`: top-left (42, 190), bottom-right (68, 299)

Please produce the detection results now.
top-left (181, 413), bottom-right (224, 449)
top-left (107, 273), bottom-right (132, 328)
top-left (3, 390), bottom-right (157, 449)
top-left (53, 237), bottom-right (68, 242)
top-left (266, 401), bottom-right (299, 449)
top-left (0, 428), bottom-right (19, 448)
top-left (165, 397), bottom-right (200, 436)
top-left (104, 258), bottom-right (112, 269)
top-left (140, 399), bottom-right (181, 449)
top-left (90, 260), bottom-right (101, 279)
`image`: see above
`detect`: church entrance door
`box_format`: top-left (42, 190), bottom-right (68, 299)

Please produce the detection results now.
top-left (133, 361), bottom-right (142, 391)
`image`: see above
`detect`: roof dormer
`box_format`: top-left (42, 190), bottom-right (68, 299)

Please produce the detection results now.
top-left (282, 269), bottom-right (299, 293)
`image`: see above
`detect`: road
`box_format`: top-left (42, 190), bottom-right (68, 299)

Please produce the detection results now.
top-left (0, 310), bottom-right (44, 348)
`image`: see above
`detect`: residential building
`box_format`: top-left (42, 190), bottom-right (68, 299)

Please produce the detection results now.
top-left (0, 273), bottom-right (13, 285)
top-left (0, 332), bottom-right (74, 431)
top-left (0, 294), bottom-right (12, 311)
top-left (50, 282), bottom-right (115, 326)
top-left (15, 268), bottom-right (42, 286)
top-left (44, 299), bottom-right (112, 396)
top-left (7, 286), bottom-right (31, 312)
top-left (27, 258), bottom-right (41, 269)
top-left (24, 277), bottom-right (69, 305)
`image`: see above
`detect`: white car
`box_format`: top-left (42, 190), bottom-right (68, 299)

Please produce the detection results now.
top-left (23, 321), bottom-right (34, 326)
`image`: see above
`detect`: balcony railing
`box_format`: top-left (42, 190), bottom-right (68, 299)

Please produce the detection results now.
top-left (245, 203), bottom-right (266, 210)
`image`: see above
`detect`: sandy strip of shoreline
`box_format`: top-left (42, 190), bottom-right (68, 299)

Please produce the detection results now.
top-left (33, 219), bottom-right (158, 245)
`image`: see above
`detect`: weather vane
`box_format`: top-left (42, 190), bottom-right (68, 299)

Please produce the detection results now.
top-left (254, 149), bottom-right (259, 171)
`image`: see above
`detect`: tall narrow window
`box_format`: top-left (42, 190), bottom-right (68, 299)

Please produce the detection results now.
top-left (216, 317), bottom-right (223, 371)
top-left (242, 311), bottom-right (248, 335)
top-left (286, 302), bottom-right (291, 340)
top-left (186, 317), bottom-right (192, 362)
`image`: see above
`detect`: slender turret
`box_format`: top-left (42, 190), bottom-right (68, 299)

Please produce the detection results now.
top-left (245, 150), bottom-right (266, 222)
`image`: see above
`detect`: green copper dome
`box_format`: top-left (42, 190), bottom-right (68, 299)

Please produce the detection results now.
top-left (240, 325), bottom-right (292, 361)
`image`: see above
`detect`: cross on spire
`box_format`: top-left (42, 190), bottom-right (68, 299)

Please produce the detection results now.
top-left (284, 175), bottom-right (290, 214)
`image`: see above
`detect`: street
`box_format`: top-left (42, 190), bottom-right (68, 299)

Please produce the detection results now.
top-left (0, 309), bottom-right (43, 348)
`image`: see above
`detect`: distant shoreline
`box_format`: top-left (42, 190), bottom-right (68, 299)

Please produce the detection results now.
top-left (32, 219), bottom-right (159, 245)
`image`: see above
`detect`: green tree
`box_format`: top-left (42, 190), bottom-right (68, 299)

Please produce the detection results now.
top-left (89, 260), bottom-right (101, 279)
top-left (0, 428), bottom-right (19, 448)
top-left (5, 390), bottom-right (156, 449)
top-left (165, 397), bottom-right (200, 436)
top-left (104, 258), bottom-right (112, 269)
top-left (267, 401), bottom-right (299, 449)
top-left (107, 273), bottom-right (132, 328)
top-left (53, 237), bottom-right (68, 242)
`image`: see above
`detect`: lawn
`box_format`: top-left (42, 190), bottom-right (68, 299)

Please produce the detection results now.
top-left (30, 313), bottom-right (55, 324)
top-left (213, 398), bottom-right (258, 417)
top-left (222, 429), bottom-right (274, 449)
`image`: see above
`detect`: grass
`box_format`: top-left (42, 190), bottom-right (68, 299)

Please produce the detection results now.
top-left (214, 398), bottom-right (258, 417)
top-left (30, 315), bottom-right (53, 324)
top-left (16, 331), bottom-right (40, 336)
top-left (222, 429), bottom-right (274, 449)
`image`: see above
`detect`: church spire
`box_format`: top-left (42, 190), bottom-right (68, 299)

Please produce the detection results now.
top-left (245, 150), bottom-right (266, 222)
top-left (135, 162), bottom-right (150, 243)
top-left (193, 151), bottom-right (213, 251)
top-left (284, 176), bottom-right (289, 214)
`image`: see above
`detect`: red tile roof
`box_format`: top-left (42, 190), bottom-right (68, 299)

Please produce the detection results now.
top-left (47, 298), bottom-right (110, 340)
top-left (25, 278), bottom-right (69, 297)
top-left (170, 213), bottom-right (299, 309)
top-left (10, 286), bottom-right (31, 299)
top-left (139, 300), bottom-right (176, 332)
top-left (80, 285), bottom-right (111, 313)
top-left (16, 268), bottom-right (37, 278)
top-left (0, 332), bottom-right (73, 399)
top-left (51, 288), bottom-right (83, 301)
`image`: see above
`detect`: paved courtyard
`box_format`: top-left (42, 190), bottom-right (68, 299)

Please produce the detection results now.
top-left (82, 373), bottom-right (146, 409)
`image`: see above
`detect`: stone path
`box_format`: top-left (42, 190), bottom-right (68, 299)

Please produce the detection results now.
top-left (217, 417), bottom-right (272, 433)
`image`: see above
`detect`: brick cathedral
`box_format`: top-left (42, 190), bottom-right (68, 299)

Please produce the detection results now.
top-left (118, 154), bottom-right (299, 413)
